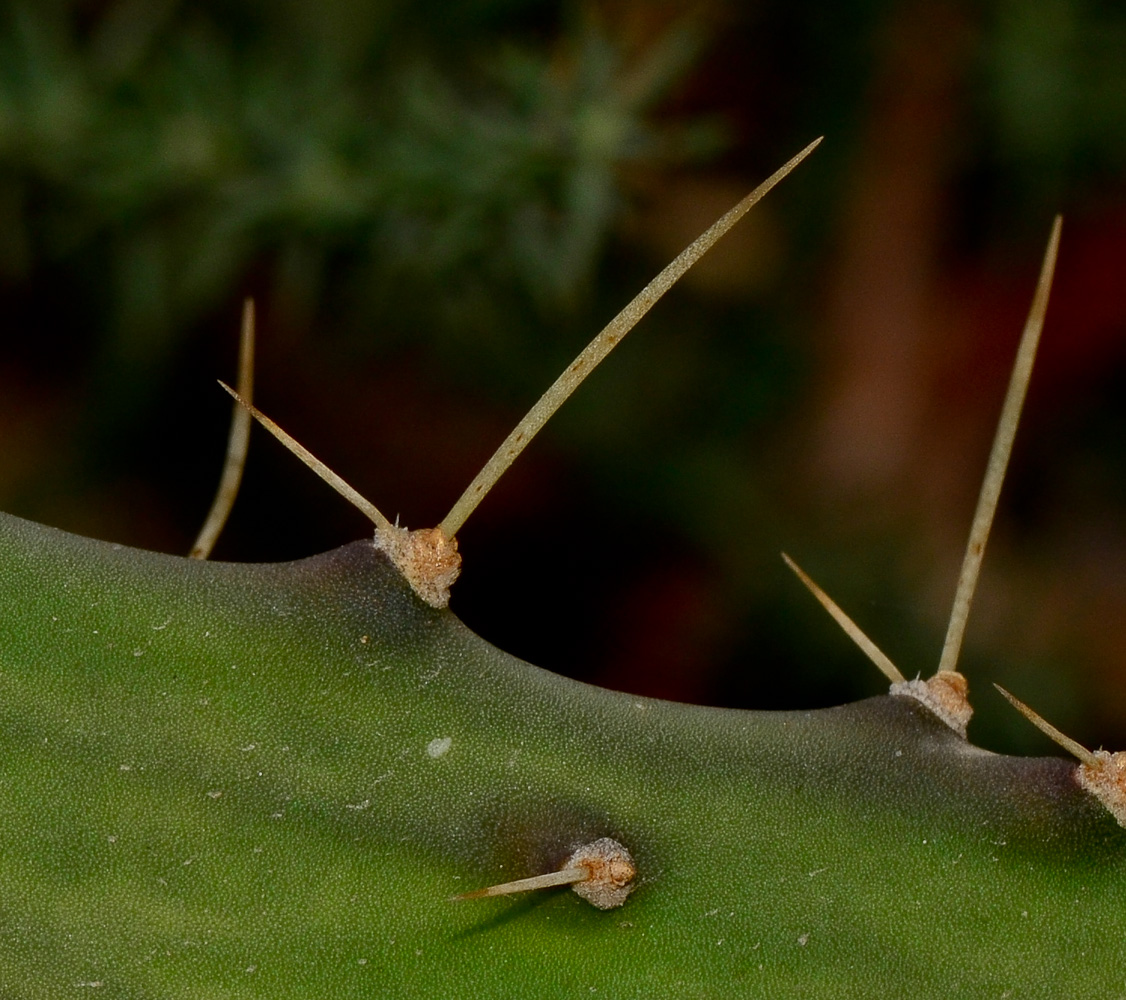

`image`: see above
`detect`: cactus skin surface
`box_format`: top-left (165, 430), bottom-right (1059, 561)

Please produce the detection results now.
top-left (0, 509), bottom-right (1123, 998)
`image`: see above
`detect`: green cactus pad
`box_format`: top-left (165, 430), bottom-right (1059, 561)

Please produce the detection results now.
top-left (0, 510), bottom-right (1122, 997)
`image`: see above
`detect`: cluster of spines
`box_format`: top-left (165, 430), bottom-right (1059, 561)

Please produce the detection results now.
top-left (780, 216), bottom-right (1126, 828)
top-left (212, 138), bottom-right (822, 607)
top-left (189, 143), bottom-right (1122, 913)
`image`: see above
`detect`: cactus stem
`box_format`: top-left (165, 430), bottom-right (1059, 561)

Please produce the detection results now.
top-left (935, 217), bottom-right (1062, 678)
top-left (781, 553), bottom-right (905, 684)
top-left (191, 299), bottom-right (256, 560)
top-left (453, 837), bottom-right (636, 910)
top-left (437, 138), bottom-right (824, 540)
top-left (993, 684), bottom-right (1099, 767)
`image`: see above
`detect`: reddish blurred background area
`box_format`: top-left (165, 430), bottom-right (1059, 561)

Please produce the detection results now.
top-left (1, 0), bottom-right (1123, 753)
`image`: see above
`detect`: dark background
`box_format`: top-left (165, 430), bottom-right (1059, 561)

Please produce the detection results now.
top-left (1, 0), bottom-right (1124, 754)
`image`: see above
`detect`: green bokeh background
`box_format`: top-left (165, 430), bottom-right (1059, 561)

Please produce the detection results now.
top-left (0, 0), bottom-right (1124, 752)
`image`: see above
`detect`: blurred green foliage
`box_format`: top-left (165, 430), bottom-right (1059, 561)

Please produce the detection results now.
top-left (980, 0), bottom-right (1126, 211)
top-left (0, 1), bottom-right (716, 367)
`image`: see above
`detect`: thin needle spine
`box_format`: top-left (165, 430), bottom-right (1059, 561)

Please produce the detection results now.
top-left (782, 553), bottom-right (905, 684)
top-left (993, 684), bottom-right (1100, 766)
top-left (451, 867), bottom-right (588, 901)
top-left (191, 299), bottom-right (257, 559)
top-left (218, 381), bottom-right (393, 532)
top-left (438, 137), bottom-right (823, 539)
top-left (936, 216), bottom-right (1062, 676)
